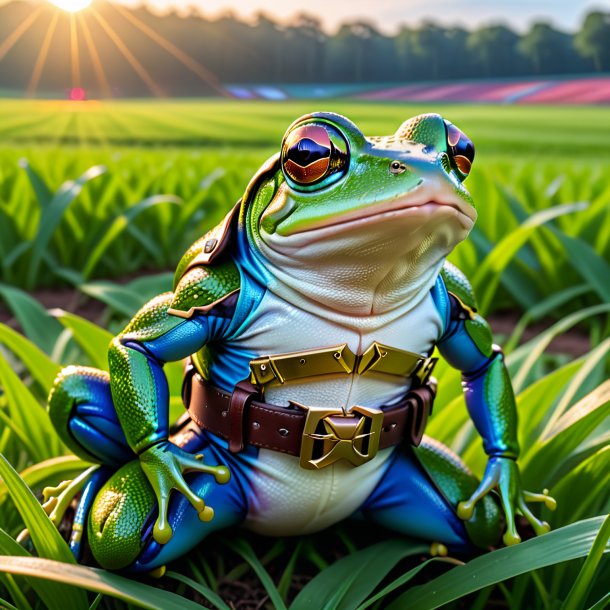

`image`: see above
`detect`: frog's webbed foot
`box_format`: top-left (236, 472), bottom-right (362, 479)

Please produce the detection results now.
top-left (17, 466), bottom-right (101, 558)
top-left (457, 458), bottom-right (556, 546)
top-left (139, 441), bottom-right (230, 545)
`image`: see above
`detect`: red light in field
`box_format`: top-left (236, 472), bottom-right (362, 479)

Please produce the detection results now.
top-left (69, 87), bottom-right (87, 101)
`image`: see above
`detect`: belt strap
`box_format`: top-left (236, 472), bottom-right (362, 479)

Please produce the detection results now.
top-left (182, 361), bottom-right (436, 459)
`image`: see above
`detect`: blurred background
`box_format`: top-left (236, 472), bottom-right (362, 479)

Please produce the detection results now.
top-left (0, 2), bottom-right (609, 609)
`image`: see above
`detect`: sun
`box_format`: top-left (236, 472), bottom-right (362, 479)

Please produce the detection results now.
top-left (48, 0), bottom-right (92, 12)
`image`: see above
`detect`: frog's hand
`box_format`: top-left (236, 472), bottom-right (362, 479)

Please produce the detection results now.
top-left (457, 456), bottom-right (556, 545)
top-left (139, 441), bottom-right (230, 544)
top-left (108, 260), bottom-right (240, 542)
top-left (433, 262), bottom-right (556, 544)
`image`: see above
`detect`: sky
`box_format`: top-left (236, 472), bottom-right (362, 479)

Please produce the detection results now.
top-left (113, 0), bottom-right (610, 33)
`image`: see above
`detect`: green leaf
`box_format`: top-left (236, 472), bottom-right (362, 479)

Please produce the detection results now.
top-left (290, 539), bottom-right (428, 610)
top-left (82, 195), bottom-right (180, 279)
top-left (0, 456), bottom-right (90, 507)
top-left (0, 353), bottom-right (61, 461)
top-left (356, 558), bottom-right (461, 610)
top-left (165, 571), bottom-right (230, 610)
top-left (587, 592), bottom-right (610, 610)
top-left (560, 514), bottom-right (610, 610)
top-left (471, 202), bottom-right (587, 313)
top-left (79, 282), bottom-right (143, 317)
top-left (225, 538), bottom-right (287, 610)
top-left (522, 380), bottom-right (610, 486)
top-left (51, 310), bottom-right (113, 370)
top-left (0, 556), bottom-right (205, 610)
top-left (0, 322), bottom-right (60, 390)
top-left (387, 517), bottom-right (609, 610)
top-left (0, 284), bottom-right (63, 355)
top-left (509, 304), bottom-right (610, 393)
top-left (27, 165), bottom-right (106, 289)
top-left (20, 159), bottom-right (53, 208)
top-left (551, 229), bottom-right (610, 303)
top-left (0, 454), bottom-right (88, 609)
top-left (0, 528), bottom-right (72, 610)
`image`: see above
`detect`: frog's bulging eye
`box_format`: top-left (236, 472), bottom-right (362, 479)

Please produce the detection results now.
top-left (444, 120), bottom-right (475, 180)
top-left (281, 123), bottom-right (349, 187)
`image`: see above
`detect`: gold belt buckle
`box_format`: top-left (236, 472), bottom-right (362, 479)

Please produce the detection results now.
top-left (292, 402), bottom-right (384, 470)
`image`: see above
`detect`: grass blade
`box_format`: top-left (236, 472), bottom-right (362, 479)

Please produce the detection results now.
top-left (0, 556), bottom-right (205, 610)
top-left (82, 195), bottom-right (180, 279)
top-left (0, 528), bottom-right (74, 610)
top-left (0, 353), bottom-right (61, 461)
top-left (387, 517), bottom-right (609, 610)
top-left (0, 454), bottom-right (88, 608)
top-left (0, 323), bottom-right (60, 390)
top-left (0, 284), bottom-right (63, 355)
top-left (290, 539), bottom-right (429, 610)
top-left (51, 309), bottom-right (113, 370)
top-left (165, 570), bottom-right (230, 610)
top-left (225, 538), bottom-right (287, 610)
top-left (560, 514), bottom-right (610, 610)
top-left (27, 165), bottom-right (106, 289)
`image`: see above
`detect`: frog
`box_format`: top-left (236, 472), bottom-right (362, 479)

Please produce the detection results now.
top-left (46, 112), bottom-right (556, 573)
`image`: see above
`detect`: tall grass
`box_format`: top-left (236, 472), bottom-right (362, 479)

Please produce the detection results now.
top-left (0, 289), bottom-right (607, 608)
top-left (0, 100), bottom-right (608, 607)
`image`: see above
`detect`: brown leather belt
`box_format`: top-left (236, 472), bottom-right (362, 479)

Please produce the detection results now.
top-left (182, 361), bottom-right (436, 469)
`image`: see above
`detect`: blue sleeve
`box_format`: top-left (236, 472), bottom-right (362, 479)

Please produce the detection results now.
top-left (431, 277), bottom-right (519, 458)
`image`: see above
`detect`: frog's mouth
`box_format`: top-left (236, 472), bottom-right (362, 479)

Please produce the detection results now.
top-left (283, 197), bottom-right (476, 241)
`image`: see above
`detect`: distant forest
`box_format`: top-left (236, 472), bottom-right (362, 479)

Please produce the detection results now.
top-left (0, 1), bottom-right (609, 97)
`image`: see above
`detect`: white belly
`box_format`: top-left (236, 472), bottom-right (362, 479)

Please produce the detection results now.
top-left (244, 448), bottom-right (394, 535)
top-left (224, 287), bottom-right (442, 532)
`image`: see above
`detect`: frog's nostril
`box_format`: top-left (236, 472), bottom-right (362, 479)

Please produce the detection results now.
top-left (389, 160), bottom-right (406, 175)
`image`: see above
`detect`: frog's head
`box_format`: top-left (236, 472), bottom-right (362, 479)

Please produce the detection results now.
top-left (242, 112), bottom-right (477, 314)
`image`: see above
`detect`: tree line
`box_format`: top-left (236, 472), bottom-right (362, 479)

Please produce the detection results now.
top-left (0, 1), bottom-right (609, 97)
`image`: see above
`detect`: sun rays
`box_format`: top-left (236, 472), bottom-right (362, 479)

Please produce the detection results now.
top-left (0, 0), bottom-right (225, 99)
top-left (49, 0), bottom-right (92, 12)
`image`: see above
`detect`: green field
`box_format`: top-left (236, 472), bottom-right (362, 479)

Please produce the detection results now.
top-left (0, 99), bottom-right (609, 158)
top-left (0, 99), bottom-right (609, 610)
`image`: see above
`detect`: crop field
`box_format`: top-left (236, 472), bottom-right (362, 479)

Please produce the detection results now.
top-left (0, 99), bottom-right (609, 609)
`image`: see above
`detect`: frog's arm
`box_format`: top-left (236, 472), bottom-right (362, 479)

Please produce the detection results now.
top-left (108, 261), bottom-right (238, 544)
top-left (432, 262), bottom-right (556, 545)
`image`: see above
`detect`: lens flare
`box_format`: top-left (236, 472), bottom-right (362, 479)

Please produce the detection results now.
top-left (49, 0), bottom-right (92, 13)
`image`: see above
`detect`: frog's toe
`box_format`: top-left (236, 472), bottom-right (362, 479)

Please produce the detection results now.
top-left (88, 460), bottom-right (156, 570)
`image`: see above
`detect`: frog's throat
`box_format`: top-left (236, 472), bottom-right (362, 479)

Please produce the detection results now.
top-left (251, 202), bottom-right (470, 318)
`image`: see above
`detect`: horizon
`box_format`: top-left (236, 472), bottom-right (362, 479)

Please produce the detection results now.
top-left (1, 0), bottom-right (608, 33)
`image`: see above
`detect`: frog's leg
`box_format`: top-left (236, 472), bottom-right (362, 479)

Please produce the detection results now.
top-left (48, 365), bottom-right (134, 467)
top-left (87, 431), bottom-right (247, 573)
top-left (360, 437), bottom-right (502, 552)
top-left (47, 366), bottom-right (135, 559)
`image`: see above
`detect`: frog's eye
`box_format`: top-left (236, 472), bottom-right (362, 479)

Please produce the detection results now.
top-left (444, 120), bottom-right (475, 180)
top-left (281, 123), bottom-right (349, 187)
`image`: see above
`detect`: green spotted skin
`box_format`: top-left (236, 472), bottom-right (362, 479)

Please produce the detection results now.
top-left (48, 366), bottom-right (112, 462)
top-left (170, 261), bottom-right (240, 315)
top-left (108, 293), bottom-right (180, 453)
top-left (396, 113), bottom-right (447, 151)
top-left (483, 356), bottom-right (519, 458)
top-left (441, 261), bottom-right (493, 358)
top-left (464, 315), bottom-right (493, 358)
top-left (88, 460), bottom-right (156, 570)
top-left (415, 438), bottom-right (502, 549)
top-left (441, 261), bottom-right (477, 311)
top-left (109, 262), bottom-right (240, 453)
